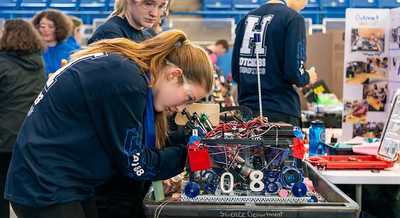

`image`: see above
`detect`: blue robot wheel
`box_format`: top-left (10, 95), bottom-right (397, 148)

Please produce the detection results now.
top-left (292, 182), bottom-right (307, 197)
top-left (184, 182), bottom-right (200, 198)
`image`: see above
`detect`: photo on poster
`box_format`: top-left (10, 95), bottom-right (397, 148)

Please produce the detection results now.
top-left (351, 28), bottom-right (385, 53)
top-left (389, 56), bottom-right (400, 82)
top-left (390, 9), bottom-right (400, 50)
top-left (390, 26), bottom-right (400, 49)
top-left (343, 99), bottom-right (368, 123)
top-left (353, 122), bottom-right (385, 138)
top-left (345, 57), bottom-right (388, 84)
top-left (362, 81), bottom-right (388, 112)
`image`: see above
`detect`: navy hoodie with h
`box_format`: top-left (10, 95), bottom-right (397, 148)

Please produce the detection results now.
top-left (232, 3), bottom-right (310, 118)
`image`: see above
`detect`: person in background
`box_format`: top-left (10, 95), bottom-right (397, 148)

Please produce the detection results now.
top-left (5, 30), bottom-right (213, 218)
top-left (32, 9), bottom-right (76, 79)
top-left (148, 16), bottom-right (173, 36)
top-left (204, 39), bottom-right (229, 108)
top-left (381, 57), bottom-right (388, 68)
top-left (149, 17), bottom-right (164, 35)
top-left (88, 0), bottom-right (171, 44)
top-left (160, 17), bottom-right (173, 32)
top-left (0, 19), bottom-right (46, 218)
top-left (205, 39), bottom-right (229, 65)
top-left (216, 48), bottom-right (238, 106)
top-left (231, 0), bottom-right (317, 127)
top-left (65, 16), bottom-right (83, 50)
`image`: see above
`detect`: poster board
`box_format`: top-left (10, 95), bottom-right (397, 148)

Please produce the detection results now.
top-left (342, 8), bottom-right (392, 140)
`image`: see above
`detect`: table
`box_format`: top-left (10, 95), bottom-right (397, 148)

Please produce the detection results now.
top-left (315, 162), bottom-right (400, 217)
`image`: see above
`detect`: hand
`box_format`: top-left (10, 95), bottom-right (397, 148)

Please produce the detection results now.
top-left (307, 68), bottom-right (317, 85)
top-left (162, 179), bottom-right (173, 195)
top-left (163, 175), bottom-right (183, 195)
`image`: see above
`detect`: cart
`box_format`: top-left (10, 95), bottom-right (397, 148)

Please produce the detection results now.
top-left (143, 162), bottom-right (359, 218)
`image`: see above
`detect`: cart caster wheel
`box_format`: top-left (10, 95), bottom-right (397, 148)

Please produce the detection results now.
top-left (316, 164), bottom-right (325, 171)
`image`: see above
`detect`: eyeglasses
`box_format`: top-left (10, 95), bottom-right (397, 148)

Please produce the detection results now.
top-left (181, 73), bottom-right (197, 105)
top-left (38, 24), bottom-right (55, 29)
top-left (136, 0), bottom-right (168, 12)
top-left (165, 60), bottom-right (197, 105)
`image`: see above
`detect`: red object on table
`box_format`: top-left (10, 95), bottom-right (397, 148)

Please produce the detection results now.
top-left (187, 138), bottom-right (211, 172)
top-left (292, 138), bottom-right (305, 160)
top-left (188, 149), bottom-right (211, 172)
top-left (306, 155), bottom-right (394, 170)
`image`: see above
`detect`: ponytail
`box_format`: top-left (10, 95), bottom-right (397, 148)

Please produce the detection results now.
top-left (71, 30), bottom-right (213, 148)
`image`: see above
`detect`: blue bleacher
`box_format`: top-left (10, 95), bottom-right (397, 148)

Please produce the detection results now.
top-left (19, 0), bottom-right (47, 10)
top-left (0, 0), bottom-right (399, 26)
top-left (0, 0), bottom-right (19, 9)
top-left (78, 0), bottom-right (106, 11)
top-left (303, 0), bottom-right (321, 24)
top-left (203, 0), bottom-right (232, 10)
top-left (233, 0), bottom-right (260, 11)
top-left (320, 0), bottom-right (348, 8)
top-left (306, 0), bottom-right (321, 9)
top-left (378, 0), bottom-right (400, 8)
top-left (49, 0), bottom-right (77, 10)
top-left (108, 0), bottom-right (114, 11)
top-left (202, 0), bottom-right (233, 18)
top-left (320, 0), bottom-right (348, 18)
top-left (349, 0), bottom-right (378, 8)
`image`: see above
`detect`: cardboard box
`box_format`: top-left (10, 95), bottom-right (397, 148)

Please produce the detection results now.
top-left (301, 31), bottom-right (345, 109)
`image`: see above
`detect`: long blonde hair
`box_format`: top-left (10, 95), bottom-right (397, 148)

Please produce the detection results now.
top-left (72, 30), bottom-right (213, 148)
top-left (109, 0), bottom-right (126, 17)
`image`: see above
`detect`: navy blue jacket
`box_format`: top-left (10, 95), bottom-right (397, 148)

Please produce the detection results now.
top-left (87, 16), bottom-right (153, 44)
top-left (232, 3), bottom-right (310, 118)
top-left (87, 15), bottom-right (157, 215)
top-left (4, 53), bottom-right (187, 207)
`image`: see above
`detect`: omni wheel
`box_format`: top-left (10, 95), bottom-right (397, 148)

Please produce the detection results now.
top-left (184, 182), bottom-right (200, 198)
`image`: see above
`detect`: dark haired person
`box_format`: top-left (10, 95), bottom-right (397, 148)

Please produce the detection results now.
top-left (205, 39), bottom-right (229, 65)
top-left (0, 18), bottom-right (46, 218)
top-left (32, 9), bottom-right (76, 78)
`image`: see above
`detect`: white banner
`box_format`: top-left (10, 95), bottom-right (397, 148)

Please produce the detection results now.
top-left (342, 8), bottom-right (391, 140)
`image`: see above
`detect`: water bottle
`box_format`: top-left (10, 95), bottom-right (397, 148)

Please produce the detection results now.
top-left (309, 120), bottom-right (326, 156)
